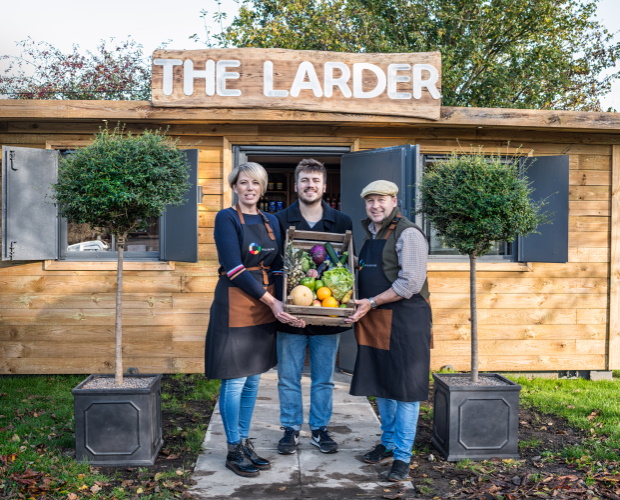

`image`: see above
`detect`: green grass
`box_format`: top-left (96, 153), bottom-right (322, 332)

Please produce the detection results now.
top-left (518, 437), bottom-right (543, 450)
top-left (513, 373), bottom-right (620, 471)
top-left (0, 374), bottom-right (219, 499)
top-left (0, 375), bottom-right (109, 498)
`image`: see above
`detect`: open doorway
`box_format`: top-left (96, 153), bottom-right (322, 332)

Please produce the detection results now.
top-left (233, 144), bottom-right (357, 372)
top-left (233, 145), bottom-right (351, 213)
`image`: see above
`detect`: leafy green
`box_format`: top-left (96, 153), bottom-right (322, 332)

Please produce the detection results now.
top-left (322, 267), bottom-right (354, 301)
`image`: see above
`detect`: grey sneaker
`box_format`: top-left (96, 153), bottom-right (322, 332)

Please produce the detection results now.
top-left (310, 427), bottom-right (338, 454)
top-left (277, 427), bottom-right (300, 455)
top-left (387, 459), bottom-right (410, 482)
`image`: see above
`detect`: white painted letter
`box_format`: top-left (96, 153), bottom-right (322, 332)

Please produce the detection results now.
top-left (413, 64), bottom-right (441, 99)
top-left (353, 63), bottom-right (387, 98)
top-left (323, 62), bottom-right (352, 98)
top-left (290, 61), bottom-right (323, 97)
top-left (153, 59), bottom-right (182, 95)
top-left (216, 60), bottom-right (242, 97)
top-left (183, 59), bottom-right (215, 96)
top-left (263, 61), bottom-right (289, 97)
top-left (387, 63), bottom-right (411, 99)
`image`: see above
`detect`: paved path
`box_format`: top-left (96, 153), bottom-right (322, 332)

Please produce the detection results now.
top-left (190, 370), bottom-right (416, 499)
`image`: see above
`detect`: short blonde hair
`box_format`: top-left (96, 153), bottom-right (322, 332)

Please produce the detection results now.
top-left (228, 162), bottom-right (268, 196)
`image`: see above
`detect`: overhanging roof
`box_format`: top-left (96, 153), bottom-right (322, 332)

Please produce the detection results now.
top-left (0, 100), bottom-right (619, 133)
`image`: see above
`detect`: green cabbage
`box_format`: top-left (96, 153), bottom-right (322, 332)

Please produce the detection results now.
top-left (322, 267), bottom-right (354, 301)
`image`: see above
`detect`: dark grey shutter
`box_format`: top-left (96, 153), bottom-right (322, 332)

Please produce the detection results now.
top-left (161, 149), bottom-right (200, 262)
top-left (2, 146), bottom-right (59, 260)
top-left (518, 155), bottom-right (569, 263)
top-left (340, 145), bottom-right (419, 251)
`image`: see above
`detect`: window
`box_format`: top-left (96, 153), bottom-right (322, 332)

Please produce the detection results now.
top-left (341, 145), bottom-right (569, 264)
top-left (422, 155), bottom-right (515, 261)
top-left (2, 146), bottom-right (200, 263)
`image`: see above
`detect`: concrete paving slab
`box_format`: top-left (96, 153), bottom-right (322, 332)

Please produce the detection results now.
top-left (190, 370), bottom-right (415, 499)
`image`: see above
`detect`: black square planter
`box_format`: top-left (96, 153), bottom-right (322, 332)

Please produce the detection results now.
top-left (73, 374), bottom-right (163, 466)
top-left (431, 373), bottom-right (521, 462)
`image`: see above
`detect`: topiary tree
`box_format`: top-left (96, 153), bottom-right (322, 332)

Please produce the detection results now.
top-left (52, 126), bottom-right (191, 384)
top-left (418, 149), bottom-right (548, 383)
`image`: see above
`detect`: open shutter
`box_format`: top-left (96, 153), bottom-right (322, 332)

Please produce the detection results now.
top-left (518, 155), bottom-right (569, 263)
top-left (340, 145), bottom-right (419, 251)
top-left (2, 146), bottom-right (59, 261)
top-left (160, 149), bottom-right (200, 263)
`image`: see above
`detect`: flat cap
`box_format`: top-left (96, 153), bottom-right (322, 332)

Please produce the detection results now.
top-left (360, 180), bottom-right (399, 198)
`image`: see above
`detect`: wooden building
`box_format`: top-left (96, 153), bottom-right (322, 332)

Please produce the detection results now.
top-left (1, 49), bottom-right (619, 376)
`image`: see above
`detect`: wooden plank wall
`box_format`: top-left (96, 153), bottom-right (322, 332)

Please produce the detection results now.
top-left (357, 128), bottom-right (612, 373)
top-left (0, 120), bottom-right (615, 374)
top-left (0, 124), bottom-right (225, 374)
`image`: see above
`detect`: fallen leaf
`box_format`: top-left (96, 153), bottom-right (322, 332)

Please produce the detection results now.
top-left (166, 454), bottom-right (180, 460)
top-left (91, 484), bottom-right (101, 493)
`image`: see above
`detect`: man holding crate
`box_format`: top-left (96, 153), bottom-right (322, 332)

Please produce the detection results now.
top-left (274, 158), bottom-right (353, 454)
top-left (345, 180), bottom-right (431, 482)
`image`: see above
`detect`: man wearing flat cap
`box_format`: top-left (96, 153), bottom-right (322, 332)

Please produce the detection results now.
top-left (345, 179), bottom-right (431, 482)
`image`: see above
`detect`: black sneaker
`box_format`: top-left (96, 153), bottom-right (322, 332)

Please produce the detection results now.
top-left (277, 427), bottom-right (300, 455)
top-left (311, 427), bottom-right (338, 454)
top-left (387, 459), bottom-right (410, 482)
top-left (363, 444), bottom-right (394, 464)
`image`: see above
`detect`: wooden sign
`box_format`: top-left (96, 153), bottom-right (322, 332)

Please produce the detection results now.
top-left (151, 48), bottom-right (441, 120)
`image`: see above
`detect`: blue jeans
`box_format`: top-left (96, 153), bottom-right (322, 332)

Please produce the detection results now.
top-left (376, 398), bottom-right (420, 462)
top-left (219, 374), bottom-right (261, 445)
top-left (277, 332), bottom-right (340, 430)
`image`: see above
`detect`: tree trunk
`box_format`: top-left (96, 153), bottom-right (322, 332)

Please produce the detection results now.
top-left (114, 234), bottom-right (126, 385)
top-left (470, 254), bottom-right (478, 383)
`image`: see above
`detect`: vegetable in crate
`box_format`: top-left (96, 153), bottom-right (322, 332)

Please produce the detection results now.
top-left (310, 244), bottom-right (327, 265)
top-left (306, 269), bottom-right (319, 279)
top-left (322, 267), bottom-right (354, 302)
top-left (300, 251), bottom-right (315, 273)
top-left (299, 277), bottom-right (316, 291)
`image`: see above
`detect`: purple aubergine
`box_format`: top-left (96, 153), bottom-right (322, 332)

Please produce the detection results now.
top-left (310, 244), bottom-right (327, 265)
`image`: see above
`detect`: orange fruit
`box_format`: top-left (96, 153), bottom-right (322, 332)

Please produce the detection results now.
top-left (316, 287), bottom-right (332, 301)
top-left (321, 296), bottom-right (339, 308)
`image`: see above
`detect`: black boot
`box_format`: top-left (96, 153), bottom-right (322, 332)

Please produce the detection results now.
top-left (226, 442), bottom-right (260, 477)
top-left (241, 438), bottom-right (271, 470)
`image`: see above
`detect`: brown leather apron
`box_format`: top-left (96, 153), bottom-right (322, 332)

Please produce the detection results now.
top-left (350, 224), bottom-right (431, 402)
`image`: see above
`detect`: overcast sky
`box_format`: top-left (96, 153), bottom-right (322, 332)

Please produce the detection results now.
top-left (1, 0), bottom-right (619, 110)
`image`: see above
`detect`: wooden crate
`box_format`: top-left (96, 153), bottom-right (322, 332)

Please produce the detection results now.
top-left (283, 228), bottom-right (356, 326)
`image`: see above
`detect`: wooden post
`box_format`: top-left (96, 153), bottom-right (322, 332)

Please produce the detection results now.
top-left (608, 145), bottom-right (620, 369)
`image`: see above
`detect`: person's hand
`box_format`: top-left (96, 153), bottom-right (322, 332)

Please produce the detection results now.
top-left (344, 298), bottom-right (372, 323)
top-left (270, 299), bottom-right (306, 328)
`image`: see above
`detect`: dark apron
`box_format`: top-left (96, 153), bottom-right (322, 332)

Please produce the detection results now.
top-left (205, 207), bottom-right (278, 380)
top-left (350, 229), bottom-right (431, 402)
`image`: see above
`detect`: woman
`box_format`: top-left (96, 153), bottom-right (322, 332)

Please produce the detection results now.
top-left (205, 162), bottom-right (304, 478)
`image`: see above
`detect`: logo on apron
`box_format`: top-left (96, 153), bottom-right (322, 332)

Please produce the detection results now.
top-left (249, 242), bottom-right (262, 255)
